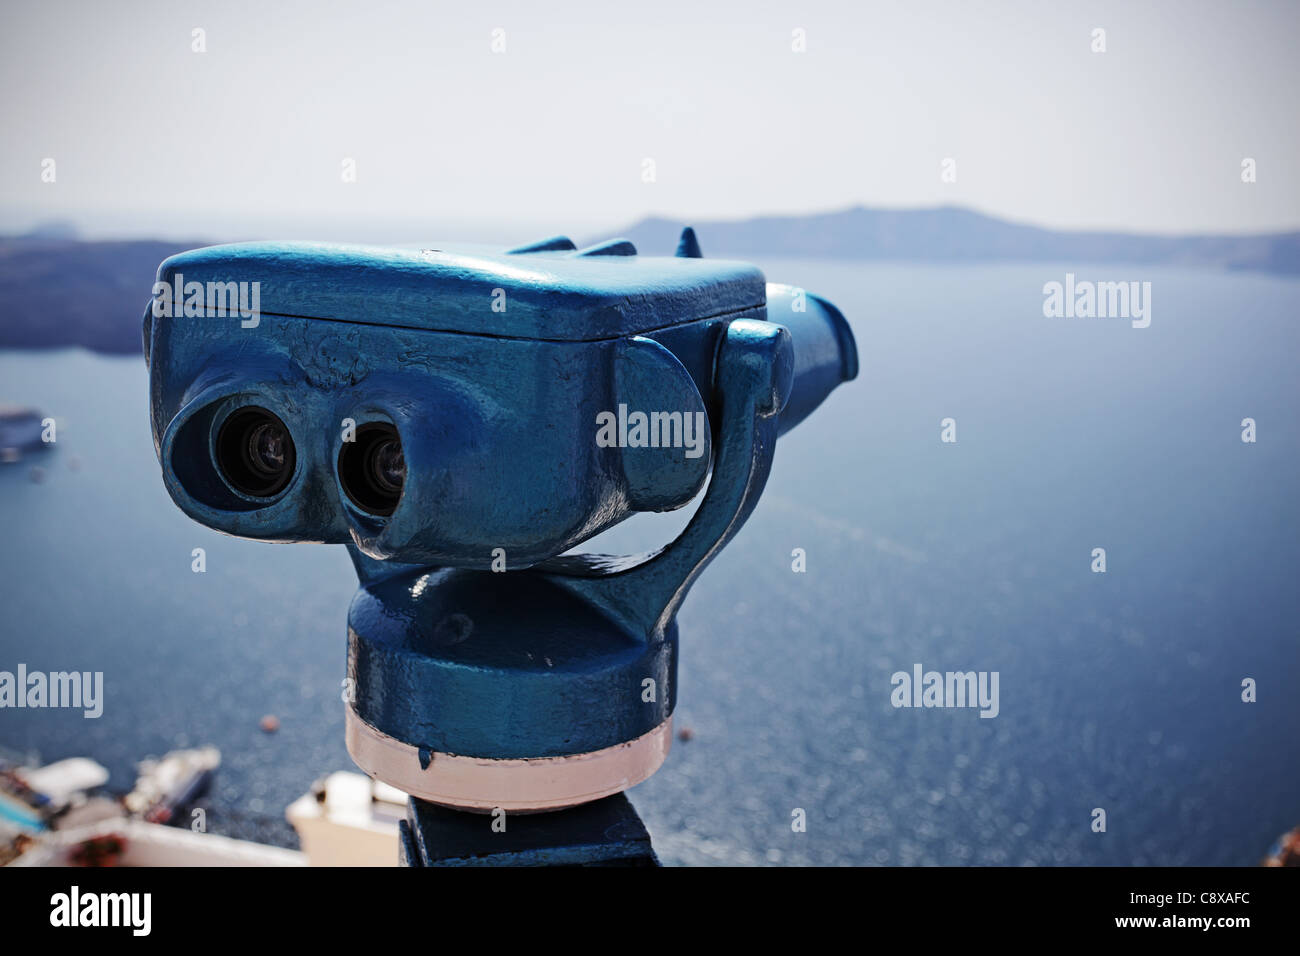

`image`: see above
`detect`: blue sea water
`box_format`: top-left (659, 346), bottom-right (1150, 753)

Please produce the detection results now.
top-left (1, 259), bottom-right (1297, 866)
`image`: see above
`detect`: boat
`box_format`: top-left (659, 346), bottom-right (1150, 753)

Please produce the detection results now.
top-left (124, 747), bottom-right (220, 825)
top-left (0, 407), bottom-right (49, 463)
top-left (2, 747), bottom-right (304, 867)
top-left (3, 746), bottom-right (398, 866)
top-left (0, 751), bottom-right (124, 865)
top-left (0, 753), bottom-right (111, 834)
top-left (1263, 825), bottom-right (1300, 866)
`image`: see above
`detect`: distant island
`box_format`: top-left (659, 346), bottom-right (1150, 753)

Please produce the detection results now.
top-left (0, 236), bottom-right (201, 354)
top-left (1, 206), bottom-right (1296, 354)
top-left (601, 205), bottom-right (1300, 274)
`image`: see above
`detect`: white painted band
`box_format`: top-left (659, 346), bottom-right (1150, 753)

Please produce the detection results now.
top-left (345, 708), bottom-right (673, 813)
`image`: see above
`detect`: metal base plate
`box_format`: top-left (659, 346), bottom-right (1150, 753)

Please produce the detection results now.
top-left (402, 793), bottom-right (659, 866)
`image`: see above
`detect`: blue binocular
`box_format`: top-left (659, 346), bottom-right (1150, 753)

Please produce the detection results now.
top-left (146, 229), bottom-right (856, 811)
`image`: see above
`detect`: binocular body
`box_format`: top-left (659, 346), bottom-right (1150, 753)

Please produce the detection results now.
top-left (146, 232), bottom-right (857, 810)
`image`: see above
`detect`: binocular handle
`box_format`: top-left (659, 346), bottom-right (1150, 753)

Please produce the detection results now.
top-left (537, 318), bottom-right (793, 642)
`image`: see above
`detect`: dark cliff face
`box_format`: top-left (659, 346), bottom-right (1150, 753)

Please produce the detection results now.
top-left (0, 237), bottom-right (205, 355)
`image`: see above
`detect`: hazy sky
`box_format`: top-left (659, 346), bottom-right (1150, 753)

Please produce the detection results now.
top-left (2, 0), bottom-right (1297, 241)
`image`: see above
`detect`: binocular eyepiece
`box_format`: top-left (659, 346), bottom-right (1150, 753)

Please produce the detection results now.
top-left (214, 406), bottom-right (297, 499)
top-left (336, 423), bottom-right (405, 517)
top-left (214, 408), bottom-right (405, 515)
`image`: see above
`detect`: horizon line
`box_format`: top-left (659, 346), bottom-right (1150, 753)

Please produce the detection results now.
top-left (4, 200), bottom-right (1299, 245)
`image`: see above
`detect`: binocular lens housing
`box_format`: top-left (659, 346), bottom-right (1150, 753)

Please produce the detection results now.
top-left (215, 407), bottom-right (296, 498)
top-left (338, 423), bottom-right (405, 517)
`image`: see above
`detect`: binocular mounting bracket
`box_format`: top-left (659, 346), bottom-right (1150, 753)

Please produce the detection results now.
top-left (344, 319), bottom-right (794, 812)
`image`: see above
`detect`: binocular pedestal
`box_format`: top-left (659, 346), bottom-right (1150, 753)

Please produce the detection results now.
top-left (343, 320), bottom-right (794, 819)
top-left (344, 565), bottom-right (678, 812)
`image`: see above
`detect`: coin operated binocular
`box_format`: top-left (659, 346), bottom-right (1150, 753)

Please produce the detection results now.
top-left (145, 229), bottom-right (857, 813)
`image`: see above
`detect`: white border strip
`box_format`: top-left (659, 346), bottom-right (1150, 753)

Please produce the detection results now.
top-left (345, 709), bottom-right (673, 813)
